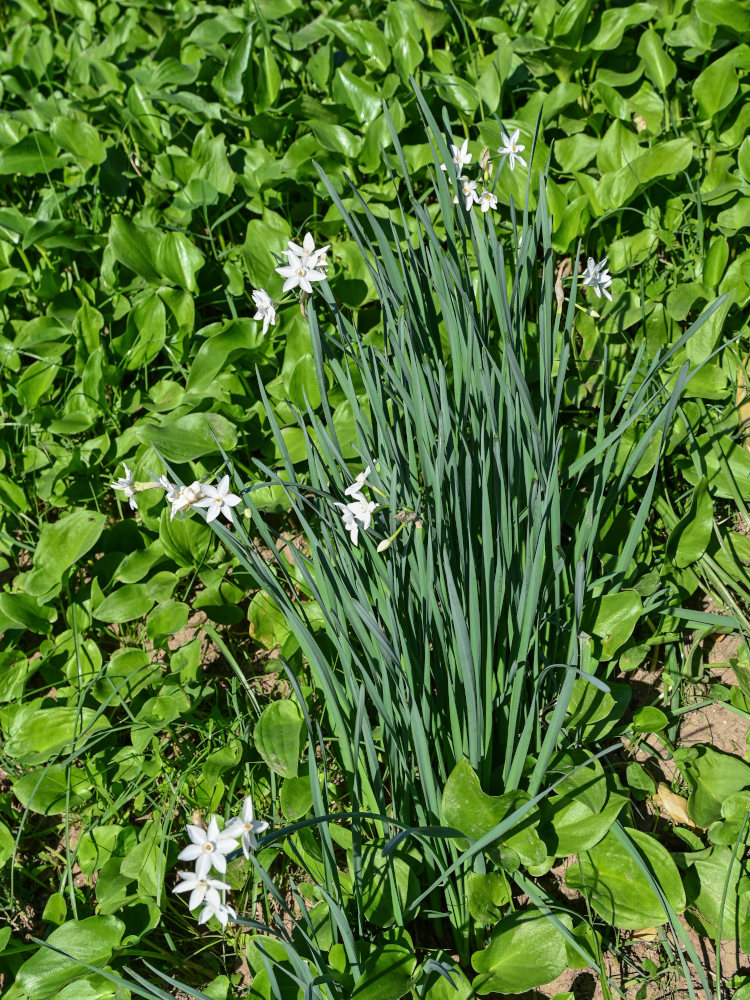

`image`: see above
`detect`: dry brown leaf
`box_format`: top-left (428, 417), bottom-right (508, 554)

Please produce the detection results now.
top-left (654, 782), bottom-right (697, 829)
top-left (626, 927), bottom-right (660, 942)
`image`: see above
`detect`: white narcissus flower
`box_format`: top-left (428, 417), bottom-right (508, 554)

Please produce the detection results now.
top-left (440, 138), bottom-right (472, 173)
top-left (344, 466), bottom-right (372, 498)
top-left (346, 497), bottom-right (379, 530)
top-left (453, 176), bottom-right (480, 211)
top-left (176, 817), bottom-right (239, 878)
top-left (497, 129), bottom-right (527, 171)
top-left (251, 288), bottom-right (276, 335)
top-left (194, 474), bottom-right (242, 525)
top-left (334, 503), bottom-right (361, 547)
top-left (163, 479), bottom-right (205, 520)
top-left (159, 476), bottom-right (177, 504)
top-left (581, 256), bottom-right (613, 301)
top-left (199, 897), bottom-right (236, 928)
top-left (111, 464), bottom-right (138, 510)
top-left (276, 251), bottom-right (327, 294)
top-left (287, 232), bottom-right (330, 271)
top-left (172, 871), bottom-right (231, 912)
top-left (478, 190), bottom-right (498, 213)
top-left (224, 796), bottom-right (270, 859)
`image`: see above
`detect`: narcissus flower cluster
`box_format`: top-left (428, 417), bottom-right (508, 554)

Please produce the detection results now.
top-left (246, 231), bottom-right (330, 339)
top-left (111, 470), bottom-right (241, 524)
top-left (334, 466), bottom-right (379, 547)
top-left (173, 795), bottom-right (269, 929)
top-left (442, 128), bottom-right (527, 216)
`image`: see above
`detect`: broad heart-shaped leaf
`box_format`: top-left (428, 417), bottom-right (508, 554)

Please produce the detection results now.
top-left (546, 750), bottom-right (608, 814)
top-left (256, 47), bottom-right (282, 110)
top-left (123, 290), bottom-right (166, 370)
top-left (424, 962), bottom-right (472, 1000)
top-left (186, 318), bottom-right (271, 393)
top-left (50, 117), bottom-right (106, 164)
top-left (12, 764), bottom-right (92, 815)
top-left (677, 745), bottom-right (750, 828)
top-left (241, 218), bottom-right (290, 288)
top-left (343, 929), bottom-right (416, 1000)
top-left (595, 139), bottom-right (693, 212)
top-left (221, 23), bottom-right (253, 104)
top-left (565, 827), bottom-right (686, 928)
top-left (442, 760), bottom-right (547, 866)
top-left (564, 676), bottom-right (631, 737)
top-left (542, 791), bottom-right (628, 857)
top-left (684, 846), bottom-right (748, 939)
top-left (3, 704), bottom-right (110, 765)
top-left (636, 29), bottom-right (676, 91)
top-left (708, 790), bottom-right (750, 846)
top-left (693, 50), bottom-right (738, 118)
top-left (16, 915), bottom-right (124, 999)
top-left (666, 476), bottom-right (713, 567)
top-left (467, 871), bottom-right (510, 924)
top-left (677, 438), bottom-right (750, 499)
top-left (331, 66), bottom-right (382, 123)
top-left (581, 590), bottom-right (642, 659)
top-left (472, 908), bottom-right (571, 994)
top-left (0, 592), bottom-right (56, 633)
top-left (154, 230), bottom-right (205, 291)
top-left (280, 775), bottom-right (314, 820)
top-left (254, 700), bottom-right (305, 778)
top-left (93, 583), bottom-right (155, 624)
top-left (136, 411), bottom-right (238, 462)
top-left (107, 216), bottom-right (161, 282)
top-left (0, 133), bottom-right (62, 175)
top-left (24, 509), bottom-right (106, 597)
top-left (158, 507), bottom-right (214, 569)
top-left (146, 599), bottom-right (189, 640)
top-left (347, 841), bottom-right (419, 927)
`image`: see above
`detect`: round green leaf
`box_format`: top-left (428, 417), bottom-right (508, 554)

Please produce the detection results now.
top-left (679, 745), bottom-right (750, 827)
top-left (146, 600), bottom-right (189, 640)
top-left (583, 590), bottom-right (642, 659)
top-left (93, 584), bottom-right (155, 623)
top-left (565, 827), bottom-right (686, 928)
top-left (636, 30), bottom-right (676, 91)
top-left (13, 765), bottom-right (93, 815)
top-left (4, 705), bottom-right (110, 765)
top-left (0, 592), bottom-right (57, 633)
top-left (472, 908), bottom-right (571, 993)
top-left (693, 51), bottom-right (738, 118)
top-left (280, 776), bottom-right (314, 820)
top-left (442, 759), bottom-right (546, 866)
top-left (16, 915), bottom-right (125, 1000)
top-left (0, 133), bottom-right (62, 176)
top-left (50, 118), bottom-right (106, 165)
top-left (351, 931), bottom-right (417, 1000)
top-left (136, 412), bottom-right (238, 462)
top-left (467, 871), bottom-right (510, 924)
top-left (666, 477), bottom-right (713, 567)
top-left (424, 963), bottom-right (472, 1000)
top-left (544, 792), bottom-right (628, 856)
top-left (254, 700), bottom-right (306, 778)
top-left (632, 706), bottom-right (669, 733)
top-left (684, 847), bottom-right (746, 939)
top-left (24, 509), bottom-right (106, 598)
top-left (155, 230), bottom-right (205, 292)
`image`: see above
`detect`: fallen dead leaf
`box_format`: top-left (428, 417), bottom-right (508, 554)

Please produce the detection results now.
top-left (654, 782), bottom-right (697, 829)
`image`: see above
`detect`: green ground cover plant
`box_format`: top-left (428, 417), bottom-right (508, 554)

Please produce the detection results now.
top-left (2, 0), bottom-right (750, 997)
